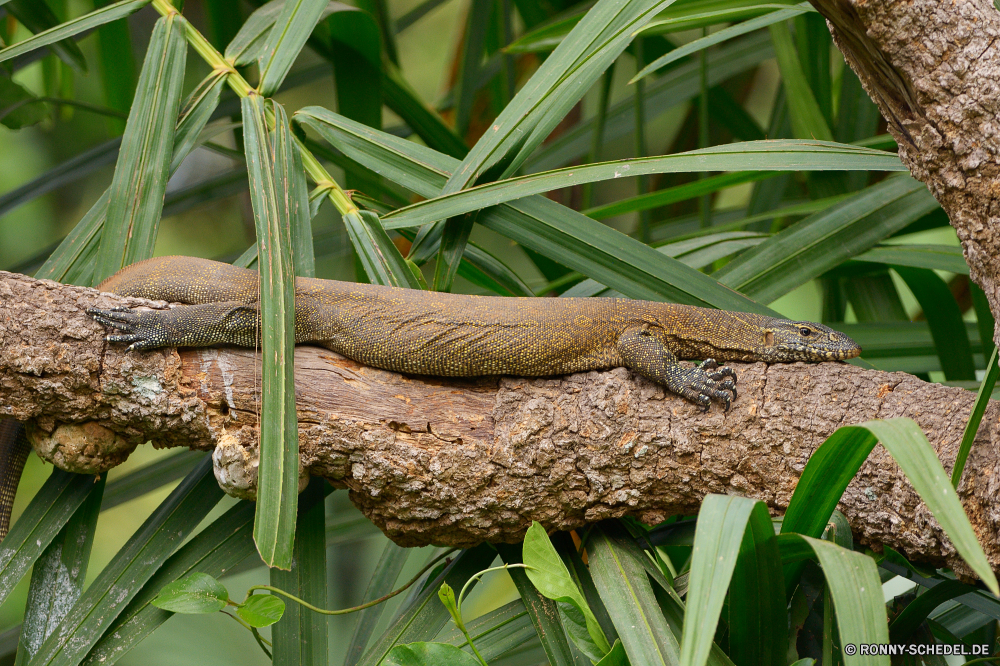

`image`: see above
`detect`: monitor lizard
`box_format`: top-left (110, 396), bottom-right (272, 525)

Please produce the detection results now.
top-left (0, 256), bottom-right (861, 539)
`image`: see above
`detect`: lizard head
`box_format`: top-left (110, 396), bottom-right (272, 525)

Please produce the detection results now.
top-left (757, 318), bottom-right (862, 362)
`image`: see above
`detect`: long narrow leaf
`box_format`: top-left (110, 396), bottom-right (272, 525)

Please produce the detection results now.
top-left (679, 496), bottom-right (757, 666)
top-left (790, 536), bottom-right (889, 665)
top-left (632, 4), bottom-right (813, 83)
top-left (270, 480), bottom-right (328, 665)
top-left (343, 542), bottom-right (412, 666)
top-left (382, 142), bottom-right (906, 229)
top-left (16, 476), bottom-right (105, 666)
top-left (81, 501), bottom-right (263, 665)
top-left (952, 347), bottom-right (1000, 488)
top-left (495, 543), bottom-right (574, 666)
top-left (94, 13), bottom-right (187, 284)
top-left (358, 544), bottom-right (496, 666)
top-left (716, 176), bottom-right (938, 302)
top-left (26, 457), bottom-right (223, 666)
top-left (768, 20), bottom-right (832, 141)
top-left (297, 107), bottom-right (773, 312)
top-left (0, 0), bottom-right (148, 64)
top-left (781, 418), bottom-right (999, 595)
top-left (589, 524), bottom-right (680, 666)
top-left (258, 0), bottom-right (328, 96)
top-left (425, 0), bottom-right (677, 290)
top-left (242, 96), bottom-right (298, 569)
top-left (0, 470), bottom-right (96, 607)
top-left (893, 266), bottom-right (975, 380)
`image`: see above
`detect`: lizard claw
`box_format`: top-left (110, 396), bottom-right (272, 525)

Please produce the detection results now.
top-left (87, 307), bottom-right (169, 351)
top-left (677, 362), bottom-right (738, 412)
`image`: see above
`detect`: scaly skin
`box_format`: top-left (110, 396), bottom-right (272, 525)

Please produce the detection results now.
top-left (88, 256), bottom-right (862, 410)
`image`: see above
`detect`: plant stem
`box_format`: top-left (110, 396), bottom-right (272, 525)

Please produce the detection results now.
top-left (244, 547), bottom-right (459, 614)
top-left (149, 0), bottom-right (357, 216)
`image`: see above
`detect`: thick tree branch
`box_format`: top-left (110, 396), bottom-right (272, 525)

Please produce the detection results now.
top-left (810, 0), bottom-right (1000, 341)
top-left (1, 270), bottom-right (999, 577)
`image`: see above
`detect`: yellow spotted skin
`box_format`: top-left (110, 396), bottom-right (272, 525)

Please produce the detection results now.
top-left (90, 256), bottom-right (861, 410)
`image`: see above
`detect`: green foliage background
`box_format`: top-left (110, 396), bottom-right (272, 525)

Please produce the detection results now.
top-left (0, 0), bottom-right (997, 664)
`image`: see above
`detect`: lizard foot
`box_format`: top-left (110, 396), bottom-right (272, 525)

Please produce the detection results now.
top-left (697, 359), bottom-right (738, 400)
top-left (676, 363), bottom-right (738, 412)
top-left (87, 307), bottom-right (172, 352)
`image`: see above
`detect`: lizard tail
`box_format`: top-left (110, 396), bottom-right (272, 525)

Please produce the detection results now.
top-left (0, 418), bottom-right (30, 541)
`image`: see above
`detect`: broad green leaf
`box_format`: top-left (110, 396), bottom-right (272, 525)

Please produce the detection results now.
top-left (383, 642), bottom-right (481, 666)
top-left (790, 536), bottom-right (889, 666)
top-left (0, 0), bottom-right (148, 65)
top-left (238, 594), bottom-right (285, 627)
top-left (269, 480), bottom-right (328, 665)
top-left (716, 176), bottom-right (938, 302)
top-left (588, 524), bottom-right (680, 666)
top-left (94, 13), bottom-right (187, 284)
top-left (721, 500), bottom-right (786, 666)
top-left (15, 474), bottom-right (104, 666)
top-left (523, 522), bottom-right (610, 660)
top-left (242, 96), bottom-right (298, 569)
top-left (768, 20), bottom-right (832, 141)
top-left (781, 418), bottom-right (999, 595)
top-left (150, 573), bottom-right (229, 614)
top-left (257, 0), bottom-right (329, 96)
top-left (495, 543), bottom-right (574, 666)
top-left (632, 4), bottom-right (814, 83)
top-left (952, 347), bottom-right (1000, 487)
top-left (384, 141), bottom-right (904, 230)
top-left (344, 543), bottom-right (412, 666)
top-left (597, 640), bottom-right (629, 666)
top-left (0, 470), bottom-right (95, 607)
top-left (357, 544), bottom-right (496, 666)
top-left (27, 457), bottom-right (223, 666)
top-left (680, 496), bottom-right (756, 666)
top-left (893, 266), bottom-right (975, 380)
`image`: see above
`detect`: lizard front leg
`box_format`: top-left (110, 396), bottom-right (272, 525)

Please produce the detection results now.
top-left (88, 302), bottom-right (261, 350)
top-left (616, 325), bottom-right (737, 411)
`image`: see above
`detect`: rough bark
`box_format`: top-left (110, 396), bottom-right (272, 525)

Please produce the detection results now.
top-left (2, 270), bottom-right (999, 577)
top-left (810, 0), bottom-right (1000, 342)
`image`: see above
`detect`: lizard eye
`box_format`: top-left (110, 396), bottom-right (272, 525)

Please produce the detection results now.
top-left (799, 327), bottom-right (812, 336)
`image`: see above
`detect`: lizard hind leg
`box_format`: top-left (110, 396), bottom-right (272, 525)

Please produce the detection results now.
top-left (616, 326), bottom-right (738, 411)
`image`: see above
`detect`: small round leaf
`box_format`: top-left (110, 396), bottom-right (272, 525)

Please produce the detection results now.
top-left (237, 594), bottom-right (285, 627)
top-left (384, 642), bottom-right (483, 666)
top-left (151, 572), bottom-right (228, 614)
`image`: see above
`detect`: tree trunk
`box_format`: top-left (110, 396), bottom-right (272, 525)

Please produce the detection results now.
top-left (2, 270), bottom-right (998, 577)
top-left (810, 0), bottom-right (1000, 343)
